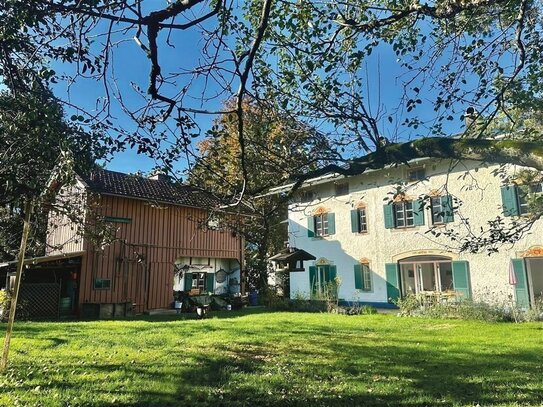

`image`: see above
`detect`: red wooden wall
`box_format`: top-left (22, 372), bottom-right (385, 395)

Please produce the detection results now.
top-left (78, 195), bottom-right (244, 311)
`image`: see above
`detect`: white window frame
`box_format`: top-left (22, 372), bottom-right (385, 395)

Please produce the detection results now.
top-left (518, 183), bottom-right (543, 215)
top-left (430, 196), bottom-right (444, 224)
top-left (394, 201), bottom-right (414, 228)
top-left (399, 259), bottom-right (453, 295)
top-left (314, 213), bottom-right (329, 236)
top-left (192, 272), bottom-right (206, 291)
top-left (361, 263), bottom-right (372, 292)
top-left (358, 207), bottom-right (368, 233)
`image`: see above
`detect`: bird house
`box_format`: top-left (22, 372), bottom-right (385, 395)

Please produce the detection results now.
top-left (269, 248), bottom-right (316, 272)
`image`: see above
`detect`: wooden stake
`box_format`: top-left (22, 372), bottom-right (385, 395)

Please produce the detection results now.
top-left (1, 199), bottom-right (32, 371)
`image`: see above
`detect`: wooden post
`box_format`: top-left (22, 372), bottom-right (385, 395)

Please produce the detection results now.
top-left (1, 199), bottom-right (32, 371)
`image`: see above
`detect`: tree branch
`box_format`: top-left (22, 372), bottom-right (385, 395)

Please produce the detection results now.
top-left (289, 137), bottom-right (543, 189)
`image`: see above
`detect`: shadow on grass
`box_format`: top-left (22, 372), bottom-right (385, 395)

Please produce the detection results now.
top-left (2, 315), bottom-right (542, 407)
top-left (22, 343), bottom-right (538, 407)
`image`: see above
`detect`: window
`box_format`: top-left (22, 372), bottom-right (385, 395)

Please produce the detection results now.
top-left (384, 200), bottom-right (424, 229)
top-left (309, 265), bottom-right (337, 295)
top-left (351, 207), bottom-right (368, 233)
top-left (407, 167), bottom-right (426, 182)
top-left (300, 190), bottom-right (314, 203)
top-left (502, 183), bottom-right (543, 217)
top-left (314, 213), bottom-right (329, 236)
top-left (307, 212), bottom-right (335, 237)
top-left (192, 272), bottom-right (206, 291)
top-left (104, 216), bottom-right (132, 224)
top-left (394, 201), bottom-right (414, 228)
top-left (399, 257), bottom-right (455, 295)
top-left (430, 195), bottom-right (454, 224)
top-left (335, 182), bottom-right (349, 196)
top-left (430, 196), bottom-right (444, 224)
top-left (354, 263), bottom-right (373, 292)
top-left (94, 278), bottom-right (111, 289)
top-left (184, 271), bottom-right (214, 293)
top-left (517, 183), bottom-right (543, 215)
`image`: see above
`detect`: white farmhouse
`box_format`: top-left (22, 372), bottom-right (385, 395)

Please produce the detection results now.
top-left (273, 159), bottom-right (543, 308)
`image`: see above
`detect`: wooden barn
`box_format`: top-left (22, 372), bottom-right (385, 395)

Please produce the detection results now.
top-left (1, 170), bottom-right (246, 319)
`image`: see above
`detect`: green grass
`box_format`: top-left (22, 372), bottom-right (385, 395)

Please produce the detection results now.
top-left (1, 310), bottom-right (542, 406)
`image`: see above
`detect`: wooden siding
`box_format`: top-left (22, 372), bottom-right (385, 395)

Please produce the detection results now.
top-left (78, 195), bottom-right (244, 311)
top-left (46, 182), bottom-right (86, 255)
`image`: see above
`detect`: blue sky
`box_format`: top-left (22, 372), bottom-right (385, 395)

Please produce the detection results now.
top-left (48, 10), bottom-right (471, 176)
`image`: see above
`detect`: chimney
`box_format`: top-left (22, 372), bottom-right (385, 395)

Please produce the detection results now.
top-left (149, 171), bottom-right (171, 182)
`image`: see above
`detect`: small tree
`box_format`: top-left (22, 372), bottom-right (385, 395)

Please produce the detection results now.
top-left (0, 89), bottom-right (110, 370)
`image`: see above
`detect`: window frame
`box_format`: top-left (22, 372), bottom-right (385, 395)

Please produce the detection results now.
top-left (334, 182), bottom-right (349, 196)
top-left (357, 207), bottom-right (368, 233)
top-left (407, 167), bottom-right (426, 182)
top-left (361, 263), bottom-right (373, 292)
top-left (517, 183), bottom-right (543, 215)
top-left (300, 190), bottom-right (314, 203)
top-left (93, 278), bottom-right (112, 290)
top-left (192, 272), bottom-right (207, 291)
top-left (430, 196), bottom-right (444, 224)
top-left (104, 216), bottom-right (132, 224)
top-left (314, 213), bottom-right (329, 236)
top-left (393, 201), bottom-right (415, 228)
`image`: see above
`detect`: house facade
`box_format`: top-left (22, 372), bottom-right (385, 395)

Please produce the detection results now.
top-left (18, 169), bottom-right (245, 318)
top-left (281, 159), bottom-right (543, 308)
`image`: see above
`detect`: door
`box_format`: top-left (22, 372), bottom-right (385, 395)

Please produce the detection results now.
top-left (526, 257), bottom-right (543, 305)
top-left (398, 256), bottom-right (455, 296)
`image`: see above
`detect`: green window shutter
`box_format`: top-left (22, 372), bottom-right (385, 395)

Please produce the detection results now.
top-left (441, 195), bottom-right (454, 223)
top-left (354, 264), bottom-right (363, 289)
top-left (413, 199), bottom-right (425, 226)
top-left (351, 209), bottom-right (359, 233)
top-left (511, 259), bottom-right (529, 308)
top-left (327, 213), bottom-right (336, 235)
top-left (307, 216), bottom-right (315, 237)
top-left (385, 263), bottom-right (400, 303)
top-left (206, 273), bottom-right (215, 293)
top-left (501, 185), bottom-right (519, 217)
top-left (383, 204), bottom-right (395, 229)
top-left (451, 261), bottom-right (471, 300)
top-left (309, 266), bottom-right (317, 293)
top-left (184, 273), bottom-right (193, 291)
top-left (329, 265), bottom-right (337, 283)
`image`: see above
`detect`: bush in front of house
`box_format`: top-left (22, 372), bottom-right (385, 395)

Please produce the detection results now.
top-left (0, 289), bottom-right (9, 321)
top-left (0, 289), bottom-right (31, 322)
top-left (395, 293), bottom-right (543, 322)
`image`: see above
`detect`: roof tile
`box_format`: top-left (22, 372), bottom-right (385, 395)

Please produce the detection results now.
top-left (83, 170), bottom-right (219, 209)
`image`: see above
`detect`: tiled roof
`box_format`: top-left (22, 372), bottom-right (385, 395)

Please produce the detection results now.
top-left (82, 169), bottom-right (220, 209)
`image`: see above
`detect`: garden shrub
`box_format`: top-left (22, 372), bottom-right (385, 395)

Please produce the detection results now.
top-left (342, 304), bottom-right (378, 315)
top-left (0, 289), bottom-right (30, 321)
top-left (524, 297), bottom-right (543, 322)
top-left (394, 294), bottom-right (421, 317)
top-left (394, 292), bottom-right (543, 323)
top-left (0, 289), bottom-right (9, 321)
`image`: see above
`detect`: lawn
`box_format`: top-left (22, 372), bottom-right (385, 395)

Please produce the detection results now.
top-left (1, 310), bottom-right (542, 406)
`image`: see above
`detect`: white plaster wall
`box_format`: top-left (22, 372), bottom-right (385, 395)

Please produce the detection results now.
top-left (288, 160), bottom-right (543, 305)
top-left (173, 256), bottom-right (241, 295)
